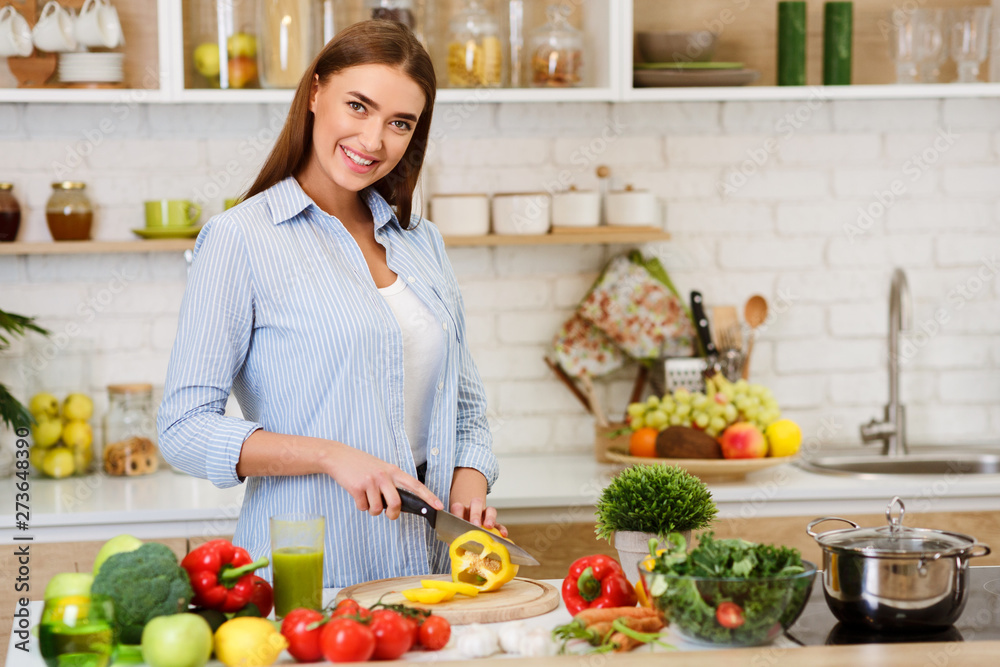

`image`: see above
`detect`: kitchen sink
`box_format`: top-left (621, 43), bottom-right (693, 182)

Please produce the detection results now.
top-left (798, 449), bottom-right (1000, 477)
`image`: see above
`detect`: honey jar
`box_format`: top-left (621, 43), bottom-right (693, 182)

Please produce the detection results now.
top-left (46, 181), bottom-right (93, 241)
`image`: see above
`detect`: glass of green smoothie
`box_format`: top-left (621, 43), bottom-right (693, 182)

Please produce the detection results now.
top-left (270, 513), bottom-right (325, 618)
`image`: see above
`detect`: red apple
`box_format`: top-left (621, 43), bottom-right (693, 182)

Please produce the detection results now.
top-left (228, 55), bottom-right (258, 89)
top-left (718, 422), bottom-right (767, 459)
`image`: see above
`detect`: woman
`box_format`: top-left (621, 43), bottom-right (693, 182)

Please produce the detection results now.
top-left (158, 20), bottom-right (501, 587)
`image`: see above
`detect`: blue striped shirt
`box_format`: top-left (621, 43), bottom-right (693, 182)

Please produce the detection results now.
top-left (157, 176), bottom-right (498, 587)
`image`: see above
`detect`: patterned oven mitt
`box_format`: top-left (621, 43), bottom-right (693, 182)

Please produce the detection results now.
top-left (577, 251), bottom-right (696, 361)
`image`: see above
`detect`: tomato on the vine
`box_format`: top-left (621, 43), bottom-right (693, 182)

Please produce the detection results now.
top-left (280, 608), bottom-right (325, 663)
top-left (716, 601), bottom-right (745, 629)
top-left (331, 598), bottom-right (371, 622)
top-left (418, 615), bottom-right (451, 651)
top-left (369, 609), bottom-right (414, 660)
top-left (320, 617), bottom-right (376, 663)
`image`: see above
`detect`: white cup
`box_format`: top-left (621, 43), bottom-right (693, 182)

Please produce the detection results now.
top-left (492, 193), bottom-right (552, 235)
top-left (430, 194), bottom-right (490, 236)
top-left (32, 1), bottom-right (77, 52)
top-left (75, 0), bottom-right (122, 48)
top-left (0, 6), bottom-right (33, 57)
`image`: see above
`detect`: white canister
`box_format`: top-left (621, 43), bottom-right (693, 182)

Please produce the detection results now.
top-left (604, 185), bottom-right (659, 226)
top-left (492, 192), bottom-right (552, 235)
top-left (551, 188), bottom-right (600, 227)
top-left (430, 194), bottom-right (490, 236)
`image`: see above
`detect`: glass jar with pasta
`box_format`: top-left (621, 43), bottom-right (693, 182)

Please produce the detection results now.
top-left (446, 0), bottom-right (503, 88)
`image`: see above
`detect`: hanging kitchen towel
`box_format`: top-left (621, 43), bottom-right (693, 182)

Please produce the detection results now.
top-left (551, 312), bottom-right (626, 379)
top-left (577, 250), bottom-right (696, 361)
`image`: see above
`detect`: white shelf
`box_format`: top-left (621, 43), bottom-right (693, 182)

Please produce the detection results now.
top-left (623, 82), bottom-right (1000, 103)
top-left (0, 88), bottom-right (168, 104)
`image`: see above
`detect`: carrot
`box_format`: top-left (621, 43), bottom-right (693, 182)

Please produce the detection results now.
top-left (587, 621), bottom-right (613, 638)
top-left (610, 632), bottom-right (641, 652)
top-left (623, 616), bottom-right (666, 633)
top-left (575, 606), bottom-right (659, 626)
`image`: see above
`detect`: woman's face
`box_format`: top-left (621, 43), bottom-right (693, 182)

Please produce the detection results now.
top-left (302, 64), bottom-right (425, 200)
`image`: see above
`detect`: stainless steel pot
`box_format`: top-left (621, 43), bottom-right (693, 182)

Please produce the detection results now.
top-left (806, 496), bottom-right (991, 631)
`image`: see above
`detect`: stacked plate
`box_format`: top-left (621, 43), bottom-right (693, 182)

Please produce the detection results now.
top-left (633, 62), bottom-right (760, 87)
top-left (58, 52), bottom-right (124, 84)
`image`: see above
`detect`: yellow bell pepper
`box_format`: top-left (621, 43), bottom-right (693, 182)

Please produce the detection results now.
top-left (421, 579), bottom-right (480, 597)
top-left (449, 529), bottom-right (519, 592)
top-left (401, 588), bottom-right (454, 604)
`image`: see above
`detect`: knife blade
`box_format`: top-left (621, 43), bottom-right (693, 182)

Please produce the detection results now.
top-left (689, 291), bottom-right (718, 358)
top-left (396, 488), bottom-right (539, 566)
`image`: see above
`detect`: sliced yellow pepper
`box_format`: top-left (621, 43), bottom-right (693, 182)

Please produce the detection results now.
top-left (635, 579), bottom-right (650, 608)
top-left (420, 579), bottom-right (480, 597)
top-left (401, 588), bottom-right (454, 604)
top-left (449, 529), bottom-right (519, 593)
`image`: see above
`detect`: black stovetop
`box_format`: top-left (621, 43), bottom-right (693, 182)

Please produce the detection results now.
top-left (785, 565), bottom-right (1000, 645)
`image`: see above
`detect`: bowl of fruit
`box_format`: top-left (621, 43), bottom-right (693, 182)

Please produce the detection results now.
top-left (29, 392), bottom-right (96, 478)
top-left (639, 532), bottom-right (817, 647)
top-left (608, 374), bottom-right (802, 481)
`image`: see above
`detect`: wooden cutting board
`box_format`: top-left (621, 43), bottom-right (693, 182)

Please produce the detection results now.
top-left (336, 574), bottom-right (559, 624)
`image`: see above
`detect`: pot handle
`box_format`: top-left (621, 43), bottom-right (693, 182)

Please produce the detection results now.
top-left (806, 516), bottom-right (860, 539)
top-left (923, 543), bottom-right (992, 563)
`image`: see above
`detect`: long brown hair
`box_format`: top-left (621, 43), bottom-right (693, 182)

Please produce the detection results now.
top-left (243, 20), bottom-right (436, 229)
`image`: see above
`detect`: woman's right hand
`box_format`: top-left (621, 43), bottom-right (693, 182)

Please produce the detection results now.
top-left (324, 441), bottom-right (443, 520)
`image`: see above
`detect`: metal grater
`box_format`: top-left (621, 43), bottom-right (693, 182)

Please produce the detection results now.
top-left (664, 357), bottom-right (708, 393)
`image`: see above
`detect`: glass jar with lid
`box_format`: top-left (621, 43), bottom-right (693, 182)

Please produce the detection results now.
top-left (187, 0), bottom-right (258, 89)
top-left (46, 182), bottom-right (93, 241)
top-left (257, 0), bottom-right (323, 89)
top-left (0, 183), bottom-right (21, 242)
top-left (446, 0), bottom-right (504, 88)
top-left (529, 4), bottom-right (584, 87)
top-left (102, 384), bottom-right (161, 477)
top-left (366, 0), bottom-right (417, 30)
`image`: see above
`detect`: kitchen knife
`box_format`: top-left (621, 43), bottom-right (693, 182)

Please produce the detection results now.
top-left (689, 291), bottom-right (718, 357)
top-left (395, 488), bottom-right (539, 566)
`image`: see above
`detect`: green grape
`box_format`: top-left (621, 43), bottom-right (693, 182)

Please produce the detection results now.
top-left (735, 397), bottom-right (751, 412)
top-left (630, 415), bottom-right (645, 430)
top-left (661, 398), bottom-right (676, 413)
top-left (692, 393), bottom-right (709, 409)
top-left (669, 414), bottom-right (682, 426)
top-left (675, 404), bottom-right (691, 417)
top-left (674, 388), bottom-right (691, 404)
top-left (646, 395), bottom-right (660, 408)
top-left (704, 378), bottom-right (716, 397)
top-left (735, 379), bottom-right (749, 392)
top-left (705, 427), bottom-right (718, 438)
top-left (647, 410), bottom-right (668, 430)
top-left (694, 413), bottom-right (710, 429)
top-left (743, 407), bottom-right (760, 421)
top-left (627, 402), bottom-right (646, 418)
top-left (723, 404), bottom-right (738, 422)
top-left (709, 416), bottom-right (727, 432)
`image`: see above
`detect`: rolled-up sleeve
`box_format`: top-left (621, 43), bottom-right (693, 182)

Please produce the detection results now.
top-left (157, 217), bottom-right (262, 488)
top-left (434, 232), bottom-right (499, 492)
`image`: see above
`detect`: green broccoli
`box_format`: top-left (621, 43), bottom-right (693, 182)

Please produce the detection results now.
top-left (90, 542), bottom-right (193, 644)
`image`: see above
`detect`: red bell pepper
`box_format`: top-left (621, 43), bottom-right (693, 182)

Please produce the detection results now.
top-left (180, 539), bottom-right (269, 613)
top-left (561, 554), bottom-right (637, 616)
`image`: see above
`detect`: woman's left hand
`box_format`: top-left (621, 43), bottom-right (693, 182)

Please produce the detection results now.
top-left (449, 467), bottom-right (507, 537)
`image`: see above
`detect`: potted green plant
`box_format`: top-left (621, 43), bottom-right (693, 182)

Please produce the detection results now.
top-left (0, 308), bottom-right (48, 476)
top-left (595, 463), bottom-right (717, 583)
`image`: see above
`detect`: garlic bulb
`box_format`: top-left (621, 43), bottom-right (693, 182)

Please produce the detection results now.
top-left (518, 628), bottom-right (557, 657)
top-left (456, 624), bottom-right (500, 658)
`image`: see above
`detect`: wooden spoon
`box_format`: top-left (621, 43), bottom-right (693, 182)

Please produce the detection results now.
top-left (742, 295), bottom-right (768, 380)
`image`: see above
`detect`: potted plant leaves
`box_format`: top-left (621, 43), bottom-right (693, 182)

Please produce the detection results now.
top-left (595, 463), bottom-right (717, 584)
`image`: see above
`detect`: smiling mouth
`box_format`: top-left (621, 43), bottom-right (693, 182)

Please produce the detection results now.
top-left (341, 145), bottom-right (377, 167)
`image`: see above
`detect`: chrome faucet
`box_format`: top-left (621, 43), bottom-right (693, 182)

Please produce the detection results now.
top-left (860, 268), bottom-right (911, 456)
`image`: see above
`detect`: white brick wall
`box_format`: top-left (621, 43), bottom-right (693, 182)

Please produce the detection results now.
top-left (1, 98), bottom-right (999, 456)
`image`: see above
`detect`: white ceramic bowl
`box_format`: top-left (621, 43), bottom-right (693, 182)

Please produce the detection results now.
top-left (605, 187), bottom-right (658, 226)
top-left (552, 189), bottom-right (600, 227)
top-left (430, 194), bottom-right (490, 236)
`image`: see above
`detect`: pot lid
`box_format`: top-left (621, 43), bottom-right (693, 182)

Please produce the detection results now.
top-left (811, 497), bottom-right (976, 555)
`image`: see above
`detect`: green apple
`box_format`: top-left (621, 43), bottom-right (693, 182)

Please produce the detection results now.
top-left (193, 42), bottom-right (221, 78)
top-left (63, 393), bottom-right (93, 421)
top-left (93, 534), bottom-right (144, 576)
top-left (44, 572), bottom-right (93, 600)
top-left (227, 32), bottom-right (257, 58)
top-left (29, 393), bottom-right (60, 420)
top-left (141, 614), bottom-right (213, 667)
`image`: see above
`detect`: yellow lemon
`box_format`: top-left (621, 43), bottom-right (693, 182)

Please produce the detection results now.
top-left (42, 447), bottom-right (75, 478)
top-left (214, 617), bottom-right (288, 667)
top-left (62, 393), bottom-right (94, 421)
top-left (765, 419), bottom-right (802, 457)
top-left (74, 445), bottom-right (94, 472)
top-left (32, 419), bottom-right (63, 449)
top-left (29, 445), bottom-right (47, 470)
top-left (62, 421), bottom-right (93, 450)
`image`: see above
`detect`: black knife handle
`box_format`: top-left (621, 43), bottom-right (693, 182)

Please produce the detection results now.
top-left (396, 488), bottom-right (437, 527)
top-left (690, 291), bottom-right (718, 357)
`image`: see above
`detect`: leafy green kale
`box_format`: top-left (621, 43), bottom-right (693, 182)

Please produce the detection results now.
top-left (644, 532), bottom-right (814, 646)
top-left (90, 542), bottom-right (193, 644)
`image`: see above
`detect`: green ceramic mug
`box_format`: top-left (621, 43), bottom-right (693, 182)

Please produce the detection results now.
top-left (145, 200), bottom-right (201, 228)
top-left (224, 197), bottom-right (240, 210)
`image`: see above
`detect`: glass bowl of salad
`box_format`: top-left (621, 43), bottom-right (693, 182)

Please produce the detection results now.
top-left (638, 533), bottom-right (817, 647)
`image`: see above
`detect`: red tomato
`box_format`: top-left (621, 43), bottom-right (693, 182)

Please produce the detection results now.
top-left (418, 615), bottom-right (451, 651)
top-left (247, 575), bottom-right (273, 618)
top-left (280, 608), bottom-right (325, 663)
top-left (716, 601), bottom-right (745, 629)
top-left (369, 609), bottom-right (413, 660)
top-left (331, 599), bottom-right (371, 622)
top-left (320, 618), bottom-right (376, 663)
top-left (402, 615), bottom-right (419, 648)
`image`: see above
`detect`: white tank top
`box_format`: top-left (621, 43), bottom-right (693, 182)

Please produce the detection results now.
top-left (378, 276), bottom-right (446, 467)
